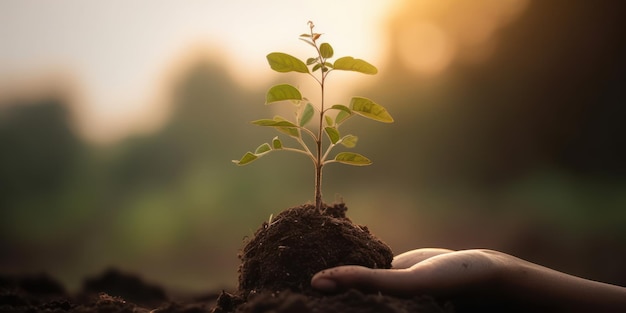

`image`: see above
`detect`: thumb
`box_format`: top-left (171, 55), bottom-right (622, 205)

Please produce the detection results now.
top-left (311, 265), bottom-right (417, 295)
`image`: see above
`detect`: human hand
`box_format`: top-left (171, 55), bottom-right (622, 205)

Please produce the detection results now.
top-left (312, 248), bottom-right (626, 312)
top-left (311, 248), bottom-right (508, 297)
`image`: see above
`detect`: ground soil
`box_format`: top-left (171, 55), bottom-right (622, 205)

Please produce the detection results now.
top-left (238, 202), bottom-right (394, 296)
top-left (0, 203), bottom-right (473, 312)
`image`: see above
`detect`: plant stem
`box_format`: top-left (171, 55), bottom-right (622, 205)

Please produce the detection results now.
top-left (310, 23), bottom-right (325, 212)
top-left (315, 80), bottom-right (324, 211)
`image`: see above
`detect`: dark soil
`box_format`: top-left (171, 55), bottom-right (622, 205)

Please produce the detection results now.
top-left (219, 202), bottom-right (453, 312)
top-left (0, 270), bottom-right (452, 312)
top-left (238, 202), bottom-right (394, 295)
top-left (0, 203), bottom-right (464, 312)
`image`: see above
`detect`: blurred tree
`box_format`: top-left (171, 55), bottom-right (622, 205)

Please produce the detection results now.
top-left (0, 96), bottom-right (84, 227)
top-left (105, 59), bottom-right (270, 201)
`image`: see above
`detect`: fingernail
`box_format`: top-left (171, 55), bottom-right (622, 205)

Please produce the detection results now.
top-left (312, 278), bottom-right (337, 292)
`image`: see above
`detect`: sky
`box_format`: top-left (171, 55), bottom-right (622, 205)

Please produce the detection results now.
top-left (0, 0), bottom-right (401, 144)
top-left (0, 0), bottom-right (530, 144)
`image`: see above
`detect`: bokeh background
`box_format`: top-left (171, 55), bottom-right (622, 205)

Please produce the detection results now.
top-left (2, 0), bottom-right (625, 294)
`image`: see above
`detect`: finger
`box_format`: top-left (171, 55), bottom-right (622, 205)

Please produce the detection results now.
top-left (312, 250), bottom-right (502, 297)
top-left (392, 248), bottom-right (455, 269)
top-left (311, 265), bottom-right (422, 296)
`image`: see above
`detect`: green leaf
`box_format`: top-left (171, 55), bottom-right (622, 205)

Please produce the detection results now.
top-left (324, 115), bottom-right (333, 126)
top-left (266, 84), bottom-right (303, 104)
top-left (300, 33), bottom-right (312, 38)
top-left (251, 117), bottom-right (300, 137)
top-left (306, 57), bottom-right (318, 65)
top-left (251, 119), bottom-right (298, 128)
top-left (330, 104), bottom-right (351, 114)
top-left (320, 43), bottom-right (334, 59)
top-left (339, 135), bottom-right (358, 148)
top-left (232, 152), bottom-right (258, 166)
top-left (324, 127), bottom-right (340, 144)
top-left (331, 104), bottom-right (353, 125)
top-left (333, 56), bottom-right (378, 74)
top-left (267, 52), bottom-right (309, 73)
top-left (300, 103), bottom-right (315, 127)
top-left (350, 97), bottom-right (394, 123)
top-left (335, 110), bottom-right (351, 124)
top-left (255, 143), bottom-right (271, 154)
top-left (334, 152), bottom-right (372, 166)
top-left (312, 64), bottom-right (322, 72)
top-left (273, 116), bottom-right (301, 138)
top-left (279, 128), bottom-right (300, 137)
top-left (272, 136), bottom-right (283, 149)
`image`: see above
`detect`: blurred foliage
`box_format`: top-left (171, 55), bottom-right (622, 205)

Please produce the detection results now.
top-left (1, 0), bottom-right (625, 293)
top-left (0, 59), bottom-right (313, 292)
top-left (0, 97), bottom-right (85, 239)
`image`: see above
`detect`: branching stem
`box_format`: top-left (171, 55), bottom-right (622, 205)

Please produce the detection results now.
top-left (321, 143), bottom-right (336, 163)
top-left (282, 147), bottom-right (316, 163)
top-left (308, 24), bottom-right (329, 212)
top-left (235, 21), bottom-right (391, 207)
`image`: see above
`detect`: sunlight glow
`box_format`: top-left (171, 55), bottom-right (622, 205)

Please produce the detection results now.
top-left (398, 21), bottom-right (454, 75)
top-left (391, 0), bottom-right (529, 75)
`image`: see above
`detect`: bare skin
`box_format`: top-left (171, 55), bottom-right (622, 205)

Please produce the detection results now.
top-left (311, 248), bottom-right (626, 312)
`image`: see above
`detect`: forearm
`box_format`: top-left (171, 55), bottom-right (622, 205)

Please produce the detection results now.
top-left (504, 258), bottom-right (626, 312)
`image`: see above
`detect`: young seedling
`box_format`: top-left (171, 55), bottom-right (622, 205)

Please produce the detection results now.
top-left (233, 21), bottom-right (393, 211)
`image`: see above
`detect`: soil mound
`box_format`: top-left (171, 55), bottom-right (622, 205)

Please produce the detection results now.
top-left (238, 203), bottom-right (394, 295)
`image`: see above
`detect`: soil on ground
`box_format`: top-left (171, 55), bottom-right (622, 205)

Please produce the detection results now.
top-left (1, 203), bottom-right (522, 312)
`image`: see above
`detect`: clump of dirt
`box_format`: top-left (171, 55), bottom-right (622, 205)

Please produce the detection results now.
top-left (237, 202), bottom-right (394, 296)
top-left (211, 202), bottom-right (455, 312)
